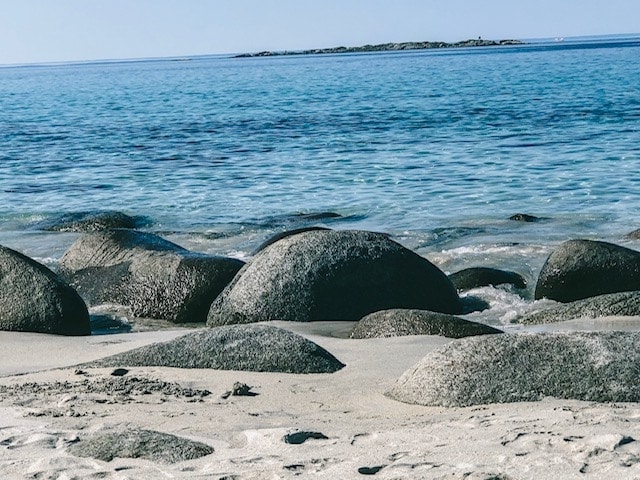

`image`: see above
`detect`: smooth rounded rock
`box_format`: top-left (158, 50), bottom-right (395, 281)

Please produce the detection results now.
top-left (30, 210), bottom-right (148, 232)
top-left (449, 267), bottom-right (526, 291)
top-left (86, 324), bottom-right (345, 374)
top-left (208, 229), bottom-right (461, 326)
top-left (534, 239), bottom-right (640, 302)
top-left (387, 331), bottom-right (640, 407)
top-left (59, 229), bottom-right (244, 323)
top-left (0, 245), bottom-right (90, 335)
top-left (350, 309), bottom-right (502, 339)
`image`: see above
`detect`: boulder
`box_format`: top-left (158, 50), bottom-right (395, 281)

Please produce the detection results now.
top-left (534, 239), bottom-right (640, 302)
top-left (387, 332), bottom-right (640, 407)
top-left (86, 324), bottom-right (345, 374)
top-left (59, 229), bottom-right (244, 323)
top-left (449, 267), bottom-right (526, 290)
top-left (509, 213), bottom-right (541, 222)
top-left (68, 426), bottom-right (214, 463)
top-left (350, 309), bottom-right (502, 339)
top-left (30, 210), bottom-right (148, 232)
top-left (516, 291), bottom-right (640, 325)
top-left (0, 245), bottom-right (90, 335)
top-left (207, 230), bottom-right (461, 326)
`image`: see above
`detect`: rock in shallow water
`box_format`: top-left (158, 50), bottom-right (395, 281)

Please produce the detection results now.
top-left (535, 239), bottom-right (640, 303)
top-left (0, 245), bottom-right (90, 335)
top-left (86, 324), bottom-right (345, 374)
top-left (207, 229), bottom-right (461, 326)
top-left (59, 229), bottom-right (244, 323)
top-left (30, 210), bottom-right (149, 232)
top-left (387, 331), bottom-right (640, 407)
top-left (516, 291), bottom-right (640, 325)
top-left (350, 309), bottom-right (502, 339)
top-left (68, 426), bottom-right (214, 463)
top-left (449, 267), bottom-right (527, 291)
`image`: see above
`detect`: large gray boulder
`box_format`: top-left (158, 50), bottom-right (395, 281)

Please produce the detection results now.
top-left (86, 324), bottom-right (345, 374)
top-left (516, 291), bottom-right (640, 325)
top-left (387, 332), bottom-right (640, 407)
top-left (59, 230), bottom-right (244, 323)
top-left (68, 426), bottom-right (214, 463)
top-left (350, 309), bottom-right (502, 339)
top-left (0, 246), bottom-right (90, 335)
top-left (207, 230), bottom-right (460, 326)
top-left (535, 239), bottom-right (640, 302)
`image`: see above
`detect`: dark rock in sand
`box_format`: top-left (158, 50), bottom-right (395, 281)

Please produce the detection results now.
top-left (449, 267), bottom-right (527, 291)
top-left (387, 331), bottom-right (640, 407)
top-left (516, 291), bottom-right (640, 325)
top-left (59, 229), bottom-right (244, 323)
top-left (68, 426), bottom-right (214, 463)
top-left (283, 431), bottom-right (329, 444)
top-left (534, 239), bottom-right (640, 302)
top-left (509, 213), bottom-right (541, 222)
top-left (208, 229), bottom-right (461, 326)
top-left (350, 309), bottom-right (502, 339)
top-left (86, 324), bottom-right (345, 374)
top-left (30, 210), bottom-right (149, 232)
top-left (0, 245), bottom-right (90, 335)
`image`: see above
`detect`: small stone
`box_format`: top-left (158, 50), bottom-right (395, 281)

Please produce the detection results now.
top-left (283, 431), bottom-right (329, 445)
top-left (358, 465), bottom-right (385, 475)
top-left (110, 368), bottom-right (129, 377)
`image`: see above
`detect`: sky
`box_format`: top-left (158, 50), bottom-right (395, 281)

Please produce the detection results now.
top-left (1, 0), bottom-right (639, 65)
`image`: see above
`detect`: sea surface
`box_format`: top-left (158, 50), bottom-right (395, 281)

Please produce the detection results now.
top-left (1, 35), bottom-right (639, 327)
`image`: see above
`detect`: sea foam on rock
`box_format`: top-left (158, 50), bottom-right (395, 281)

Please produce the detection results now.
top-left (0, 245), bottom-right (90, 335)
top-left (350, 309), bottom-right (502, 339)
top-left (535, 239), bottom-right (640, 303)
top-left (516, 291), bottom-right (640, 325)
top-left (59, 229), bottom-right (244, 323)
top-left (86, 324), bottom-right (345, 374)
top-left (207, 229), bottom-right (461, 326)
top-left (387, 331), bottom-right (640, 407)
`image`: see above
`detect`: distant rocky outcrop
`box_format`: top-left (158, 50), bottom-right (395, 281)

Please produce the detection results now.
top-left (68, 426), bottom-right (214, 463)
top-left (516, 291), bottom-right (640, 325)
top-left (59, 229), bottom-right (244, 323)
top-left (350, 309), bottom-right (502, 339)
top-left (449, 267), bottom-right (527, 291)
top-left (0, 245), bottom-right (90, 335)
top-left (86, 324), bottom-right (345, 374)
top-left (535, 239), bottom-right (640, 302)
top-left (387, 332), bottom-right (640, 407)
top-left (509, 213), bottom-right (542, 222)
top-left (235, 39), bottom-right (524, 58)
top-left (207, 229), bottom-right (461, 326)
top-left (30, 210), bottom-right (149, 232)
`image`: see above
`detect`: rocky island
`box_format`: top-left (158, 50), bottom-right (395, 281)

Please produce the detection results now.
top-left (234, 38), bottom-right (524, 57)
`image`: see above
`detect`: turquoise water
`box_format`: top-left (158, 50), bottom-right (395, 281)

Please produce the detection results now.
top-left (1, 37), bottom-right (640, 315)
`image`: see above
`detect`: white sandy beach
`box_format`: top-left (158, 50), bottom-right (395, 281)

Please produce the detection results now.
top-left (3, 320), bottom-right (640, 479)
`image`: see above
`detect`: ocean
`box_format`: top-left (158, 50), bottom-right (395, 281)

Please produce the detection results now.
top-left (1, 36), bottom-right (639, 327)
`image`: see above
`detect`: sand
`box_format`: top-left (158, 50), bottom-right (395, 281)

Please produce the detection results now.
top-left (3, 320), bottom-right (640, 479)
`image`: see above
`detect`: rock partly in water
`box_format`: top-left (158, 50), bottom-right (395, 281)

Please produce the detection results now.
top-left (449, 267), bottom-right (527, 291)
top-left (515, 291), bottom-right (640, 325)
top-left (350, 309), bottom-right (502, 339)
top-left (535, 239), bottom-right (640, 303)
top-left (59, 229), bottom-right (244, 323)
top-left (509, 213), bottom-right (541, 222)
top-left (387, 332), bottom-right (640, 407)
top-left (253, 226), bottom-right (330, 253)
top-left (30, 210), bottom-right (149, 232)
top-left (0, 245), bottom-right (90, 335)
top-left (68, 426), bottom-right (214, 463)
top-left (208, 229), bottom-right (461, 326)
top-left (86, 324), bottom-right (345, 374)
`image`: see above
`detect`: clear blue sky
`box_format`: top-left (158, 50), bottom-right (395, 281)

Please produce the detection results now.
top-left (2, 0), bottom-right (639, 64)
